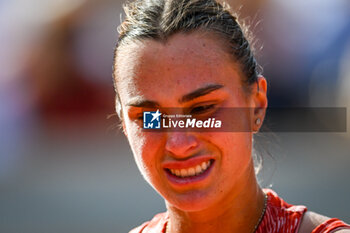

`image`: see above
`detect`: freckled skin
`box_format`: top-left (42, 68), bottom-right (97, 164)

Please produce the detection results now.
top-left (115, 32), bottom-right (268, 233)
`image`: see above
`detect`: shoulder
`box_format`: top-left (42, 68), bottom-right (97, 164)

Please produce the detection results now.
top-left (263, 188), bottom-right (307, 214)
top-left (129, 212), bottom-right (168, 233)
top-left (298, 211), bottom-right (329, 233)
top-left (298, 211), bottom-right (350, 233)
top-left (262, 189), bottom-right (350, 233)
top-left (129, 221), bottom-right (149, 233)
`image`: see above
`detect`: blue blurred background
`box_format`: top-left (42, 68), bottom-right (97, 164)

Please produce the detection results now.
top-left (0, 0), bottom-right (349, 232)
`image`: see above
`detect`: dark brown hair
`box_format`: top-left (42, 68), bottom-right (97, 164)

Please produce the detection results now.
top-left (113, 0), bottom-right (261, 116)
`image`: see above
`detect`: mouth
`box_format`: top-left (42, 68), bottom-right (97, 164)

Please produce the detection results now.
top-left (163, 158), bottom-right (215, 186)
top-left (167, 160), bottom-right (213, 178)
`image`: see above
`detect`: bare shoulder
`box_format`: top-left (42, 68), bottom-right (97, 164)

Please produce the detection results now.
top-left (298, 211), bottom-right (329, 233)
top-left (298, 211), bottom-right (350, 233)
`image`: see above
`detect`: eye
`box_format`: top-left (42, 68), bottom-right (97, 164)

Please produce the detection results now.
top-left (136, 114), bottom-right (143, 121)
top-left (128, 113), bottom-right (143, 122)
top-left (190, 104), bottom-right (217, 115)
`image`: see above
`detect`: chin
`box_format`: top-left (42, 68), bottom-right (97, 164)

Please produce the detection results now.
top-left (165, 189), bottom-right (219, 212)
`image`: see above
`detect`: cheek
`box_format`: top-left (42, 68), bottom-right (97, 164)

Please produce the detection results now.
top-left (209, 132), bottom-right (252, 176)
top-left (125, 121), bottom-right (164, 183)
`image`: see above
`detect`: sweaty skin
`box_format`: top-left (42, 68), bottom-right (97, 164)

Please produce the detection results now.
top-left (115, 32), bottom-right (268, 233)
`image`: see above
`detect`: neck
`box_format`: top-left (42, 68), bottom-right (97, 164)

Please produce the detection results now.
top-left (166, 160), bottom-right (265, 233)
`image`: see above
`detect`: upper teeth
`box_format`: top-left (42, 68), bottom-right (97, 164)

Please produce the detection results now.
top-left (169, 161), bottom-right (211, 178)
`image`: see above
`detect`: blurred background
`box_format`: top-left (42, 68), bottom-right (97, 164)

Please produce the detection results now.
top-left (0, 0), bottom-right (349, 232)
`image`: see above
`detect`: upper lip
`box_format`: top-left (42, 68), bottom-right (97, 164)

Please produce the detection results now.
top-left (162, 155), bottom-right (214, 170)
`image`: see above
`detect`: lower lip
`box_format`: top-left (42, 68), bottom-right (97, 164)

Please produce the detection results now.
top-left (164, 160), bottom-right (215, 186)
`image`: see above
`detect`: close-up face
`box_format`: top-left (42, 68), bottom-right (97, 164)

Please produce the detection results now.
top-left (114, 32), bottom-right (266, 212)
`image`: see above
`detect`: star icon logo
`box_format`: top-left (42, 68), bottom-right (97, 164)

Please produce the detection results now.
top-left (143, 110), bottom-right (162, 129)
top-left (151, 109), bottom-right (162, 122)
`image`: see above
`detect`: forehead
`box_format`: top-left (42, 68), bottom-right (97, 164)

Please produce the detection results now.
top-left (115, 32), bottom-right (243, 105)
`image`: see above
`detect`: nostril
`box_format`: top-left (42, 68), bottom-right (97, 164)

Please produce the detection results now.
top-left (165, 132), bottom-right (199, 157)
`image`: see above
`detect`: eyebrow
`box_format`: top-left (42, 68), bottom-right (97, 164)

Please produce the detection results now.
top-left (127, 99), bottom-right (160, 108)
top-left (179, 84), bottom-right (224, 103)
top-left (126, 83), bottom-right (224, 107)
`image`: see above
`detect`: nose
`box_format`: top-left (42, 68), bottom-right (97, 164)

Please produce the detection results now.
top-left (165, 132), bottom-right (199, 158)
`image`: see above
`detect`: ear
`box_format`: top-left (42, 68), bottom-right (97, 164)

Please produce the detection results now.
top-left (122, 121), bottom-right (128, 137)
top-left (252, 76), bottom-right (268, 133)
top-left (115, 96), bottom-right (128, 137)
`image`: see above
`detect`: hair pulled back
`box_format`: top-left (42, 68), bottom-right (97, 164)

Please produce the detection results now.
top-left (113, 0), bottom-right (261, 93)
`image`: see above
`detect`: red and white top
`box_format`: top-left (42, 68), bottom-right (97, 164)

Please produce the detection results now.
top-left (130, 189), bottom-right (350, 233)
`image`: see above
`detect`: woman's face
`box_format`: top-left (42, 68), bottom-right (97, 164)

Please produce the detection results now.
top-left (115, 32), bottom-right (265, 212)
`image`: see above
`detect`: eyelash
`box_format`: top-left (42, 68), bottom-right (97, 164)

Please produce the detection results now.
top-left (137, 114), bottom-right (143, 121)
top-left (190, 104), bottom-right (217, 115)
